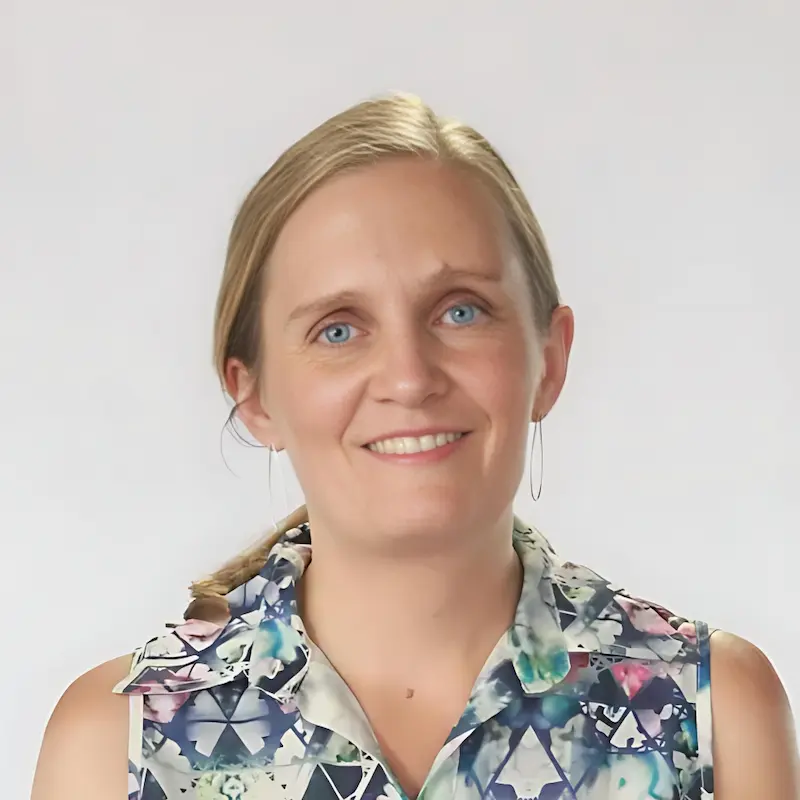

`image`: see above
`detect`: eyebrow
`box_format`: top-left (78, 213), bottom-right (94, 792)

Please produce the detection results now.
top-left (285, 263), bottom-right (502, 328)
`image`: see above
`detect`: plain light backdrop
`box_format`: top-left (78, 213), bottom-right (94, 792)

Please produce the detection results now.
top-left (3, 1), bottom-right (799, 793)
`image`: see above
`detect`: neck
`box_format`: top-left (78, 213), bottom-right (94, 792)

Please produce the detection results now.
top-left (298, 509), bottom-right (522, 682)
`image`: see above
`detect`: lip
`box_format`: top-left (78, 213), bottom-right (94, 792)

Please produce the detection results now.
top-left (362, 428), bottom-right (470, 447)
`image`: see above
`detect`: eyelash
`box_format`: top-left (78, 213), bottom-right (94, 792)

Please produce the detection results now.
top-left (311, 299), bottom-right (490, 347)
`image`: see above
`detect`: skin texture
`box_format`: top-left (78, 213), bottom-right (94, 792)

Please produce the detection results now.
top-left (32, 158), bottom-right (798, 799)
top-left (709, 631), bottom-right (798, 798)
top-left (234, 158), bottom-right (572, 789)
top-left (32, 655), bottom-right (132, 799)
top-left (252, 157), bottom-right (557, 558)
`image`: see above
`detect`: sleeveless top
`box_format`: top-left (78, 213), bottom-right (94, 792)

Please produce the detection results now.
top-left (113, 517), bottom-right (715, 799)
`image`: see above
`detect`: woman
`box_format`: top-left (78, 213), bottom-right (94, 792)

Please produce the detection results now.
top-left (33, 92), bottom-right (797, 799)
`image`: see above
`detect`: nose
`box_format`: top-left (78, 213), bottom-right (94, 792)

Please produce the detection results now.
top-left (368, 327), bottom-right (448, 407)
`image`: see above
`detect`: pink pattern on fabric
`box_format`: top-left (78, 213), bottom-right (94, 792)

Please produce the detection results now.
top-left (174, 618), bottom-right (226, 650)
top-left (611, 661), bottom-right (657, 698)
top-left (677, 620), bottom-right (699, 643)
top-left (144, 690), bottom-right (192, 723)
top-left (564, 651), bottom-right (590, 683)
top-left (616, 596), bottom-right (677, 635)
top-left (127, 662), bottom-right (215, 695)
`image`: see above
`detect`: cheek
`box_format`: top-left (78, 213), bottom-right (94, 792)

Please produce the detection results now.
top-left (466, 334), bottom-right (536, 418)
top-left (276, 363), bottom-right (359, 445)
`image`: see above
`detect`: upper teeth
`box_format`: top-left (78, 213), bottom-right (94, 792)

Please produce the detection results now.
top-left (367, 432), bottom-right (463, 454)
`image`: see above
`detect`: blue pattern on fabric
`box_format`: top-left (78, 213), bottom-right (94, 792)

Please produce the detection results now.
top-left (115, 518), bottom-right (714, 798)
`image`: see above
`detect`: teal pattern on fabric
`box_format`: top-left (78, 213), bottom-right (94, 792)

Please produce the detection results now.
top-left (114, 518), bottom-right (714, 799)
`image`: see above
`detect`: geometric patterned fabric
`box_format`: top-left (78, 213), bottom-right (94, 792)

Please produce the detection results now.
top-left (114, 517), bottom-right (714, 798)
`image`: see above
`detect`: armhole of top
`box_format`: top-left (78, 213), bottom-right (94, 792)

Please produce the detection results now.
top-left (695, 620), bottom-right (715, 798)
top-left (126, 651), bottom-right (145, 799)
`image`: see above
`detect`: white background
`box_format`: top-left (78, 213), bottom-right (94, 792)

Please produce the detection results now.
top-left (3, 1), bottom-right (799, 794)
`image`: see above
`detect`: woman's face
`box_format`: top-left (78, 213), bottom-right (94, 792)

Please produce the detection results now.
top-left (241, 157), bottom-right (563, 549)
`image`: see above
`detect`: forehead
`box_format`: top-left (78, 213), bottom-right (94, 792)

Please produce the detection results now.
top-left (265, 157), bottom-right (514, 297)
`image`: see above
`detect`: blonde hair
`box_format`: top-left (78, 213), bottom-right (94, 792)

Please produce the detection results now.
top-left (186, 91), bottom-right (561, 619)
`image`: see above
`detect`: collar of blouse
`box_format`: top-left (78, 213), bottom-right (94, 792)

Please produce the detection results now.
top-left (113, 516), bottom-right (700, 716)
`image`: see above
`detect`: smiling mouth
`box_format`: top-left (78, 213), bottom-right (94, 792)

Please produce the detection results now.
top-left (363, 431), bottom-right (469, 455)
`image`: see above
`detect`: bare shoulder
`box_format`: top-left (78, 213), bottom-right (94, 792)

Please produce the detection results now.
top-left (31, 654), bottom-right (135, 800)
top-left (709, 630), bottom-right (799, 798)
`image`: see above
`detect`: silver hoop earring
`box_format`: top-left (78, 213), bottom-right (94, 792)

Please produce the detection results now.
top-left (529, 418), bottom-right (544, 502)
top-left (267, 443), bottom-right (289, 530)
top-left (267, 444), bottom-right (280, 531)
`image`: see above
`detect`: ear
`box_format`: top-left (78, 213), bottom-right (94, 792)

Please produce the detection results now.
top-left (223, 357), bottom-right (285, 450)
top-left (532, 305), bottom-right (575, 420)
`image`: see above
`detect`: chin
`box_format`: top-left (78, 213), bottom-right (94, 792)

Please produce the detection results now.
top-left (368, 498), bottom-right (479, 545)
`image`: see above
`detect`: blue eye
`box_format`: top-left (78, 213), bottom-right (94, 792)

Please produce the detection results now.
top-left (314, 302), bottom-right (484, 346)
top-left (443, 302), bottom-right (481, 325)
top-left (318, 322), bottom-right (354, 345)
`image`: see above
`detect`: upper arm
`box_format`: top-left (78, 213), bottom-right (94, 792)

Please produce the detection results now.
top-left (710, 630), bottom-right (799, 799)
top-left (31, 654), bottom-right (135, 800)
